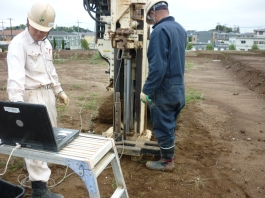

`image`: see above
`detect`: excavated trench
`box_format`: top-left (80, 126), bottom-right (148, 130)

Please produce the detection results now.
top-left (193, 51), bottom-right (265, 100)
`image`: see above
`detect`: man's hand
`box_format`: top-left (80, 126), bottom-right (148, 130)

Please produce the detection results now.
top-left (140, 92), bottom-right (152, 103)
top-left (58, 91), bottom-right (69, 105)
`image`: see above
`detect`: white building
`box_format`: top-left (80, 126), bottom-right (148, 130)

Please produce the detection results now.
top-left (229, 29), bottom-right (265, 51)
top-left (254, 28), bottom-right (265, 38)
top-left (48, 31), bottom-right (81, 50)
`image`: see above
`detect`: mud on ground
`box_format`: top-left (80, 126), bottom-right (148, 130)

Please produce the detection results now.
top-left (0, 50), bottom-right (265, 198)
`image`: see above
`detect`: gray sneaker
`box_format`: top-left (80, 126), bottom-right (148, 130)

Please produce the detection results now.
top-left (146, 159), bottom-right (174, 172)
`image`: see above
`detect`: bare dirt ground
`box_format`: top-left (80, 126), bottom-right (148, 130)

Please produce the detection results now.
top-left (0, 49), bottom-right (265, 198)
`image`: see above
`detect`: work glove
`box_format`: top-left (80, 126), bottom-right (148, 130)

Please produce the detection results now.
top-left (140, 92), bottom-right (152, 103)
top-left (58, 91), bottom-right (69, 106)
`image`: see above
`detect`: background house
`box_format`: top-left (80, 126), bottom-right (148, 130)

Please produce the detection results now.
top-left (190, 31), bottom-right (213, 50)
top-left (254, 28), bottom-right (265, 38)
top-left (49, 31), bottom-right (81, 50)
top-left (81, 32), bottom-right (96, 49)
top-left (186, 30), bottom-right (196, 42)
top-left (0, 30), bottom-right (23, 41)
top-left (192, 31), bottom-right (213, 44)
top-left (231, 31), bottom-right (265, 51)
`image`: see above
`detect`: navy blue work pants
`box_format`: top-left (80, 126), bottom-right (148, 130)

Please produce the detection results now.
top-left (148, 85), bottom-right (185, 149)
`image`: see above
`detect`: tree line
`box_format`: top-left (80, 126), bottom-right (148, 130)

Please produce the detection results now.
top-left (4, 24), bottom-right (92, 33)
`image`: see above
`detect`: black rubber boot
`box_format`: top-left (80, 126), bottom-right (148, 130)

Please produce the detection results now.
top-left (146, 146), bottom-right (175, 172)
top-left (31, 181), bottom-right (64, 198)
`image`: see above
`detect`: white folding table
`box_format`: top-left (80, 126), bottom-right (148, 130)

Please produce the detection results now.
top-left (0, 133), bottom-right (129, 198)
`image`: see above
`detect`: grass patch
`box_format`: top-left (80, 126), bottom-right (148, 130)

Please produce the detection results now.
top-left (186, 89), bottom-right (204, 104)
top-left (53, 53), bottom-right (66, 64)
top-left (71, 84), bottom-right (82, 89)
top-left (185, 61), bottom-right (195, 70)
top-left (82, 99), bottom-right (98, 110)
top-left (88, 52), bottom-right (103, 64)
top-left (79, 93), bottom-right (98, 110)
top-left (68, 53), bottom-right (78, 60)
top-left (111, 179), bottom-right (117, 190)
top-left (0, 160), bottom-right (6, 168)
top-left (92, 51), bottom-right (102, 60)
top-left (57, 105), bottom-right (67, 119)
top-left (9, 161), bottom-right (23, 171)
top-left (53, 59), bottom-right (65, 64)
top-left (0, 158), bottom-right (23, 172)
top-left (77, 94), bottom-right (86, 101)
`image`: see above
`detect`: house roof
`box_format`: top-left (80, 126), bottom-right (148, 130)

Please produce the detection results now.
top-left (193, 31), bottom-right (213, 35)
top-left (240, 33), bottom-right (254, 36)
top-left (2, 29), bottom-right (23, 36)
top-left (84, 32), bottom-right (95, 36)
top-left (254, 28), bottom-right (265, 31)
top-left (186, 30), bottom-right (196, 36)
top-left (49, 31), bottom-right (71, 36)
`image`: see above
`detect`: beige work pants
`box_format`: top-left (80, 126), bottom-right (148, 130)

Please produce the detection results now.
top-left (24, 87), bottom-right (57, 182)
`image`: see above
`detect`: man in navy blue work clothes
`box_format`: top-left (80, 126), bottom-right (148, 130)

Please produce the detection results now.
top-left (141, 0), bottom-right (187, 171)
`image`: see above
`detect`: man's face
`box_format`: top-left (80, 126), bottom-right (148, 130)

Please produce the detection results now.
top-left (28, 24), bottom-right (49, 41)
top-left (148, 10), bottom-right (155, 24)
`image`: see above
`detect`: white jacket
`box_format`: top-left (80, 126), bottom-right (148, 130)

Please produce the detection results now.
top-left (7, 28), bottom-right (63, 102)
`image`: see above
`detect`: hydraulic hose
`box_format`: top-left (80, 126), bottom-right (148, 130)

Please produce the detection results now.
top-left (83, 0), bottom-right (107, 24)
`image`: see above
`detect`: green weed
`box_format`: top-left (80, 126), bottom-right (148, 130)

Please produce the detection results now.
top-left (111, 179), bottom-right (117, 190)
top-left (88, 52), bottom-right (103, 64)
top-left (92, 52), bottom-right (102, 60)
top-left (53, 59), bottom-right (65, 64)
top-left (186, 89), bottom-right (204, 104)
top-left (174, 165), bottom-right (182, 174)
top-left (9, 161), bottom-right (23, 171)
top-left (82, 99), bottom-right (98, 110)
top-left (71, 84), bottom-right (82, 89)
top-left (57, 105), bottom-right (66, 119)
top-left (185, 61), bottom-right (195, 70)
top-left (68, 53), bottom-right (78, 60)
top-left (79, 93), bottom-right (99, 110)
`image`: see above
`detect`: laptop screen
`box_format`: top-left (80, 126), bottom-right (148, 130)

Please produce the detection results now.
top-left (0, 101), bottom-right (59, 151)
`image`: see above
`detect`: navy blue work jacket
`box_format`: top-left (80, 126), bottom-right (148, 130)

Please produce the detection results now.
top-left (143, 16), bottom-right (187, 96)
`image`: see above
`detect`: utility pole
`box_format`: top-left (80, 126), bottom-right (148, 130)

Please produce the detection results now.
top-left (217, 22), bottom-right (220, 32)
top-left (7, 18), bottom-right (13, 40)
top-left (77, 20), bottom-right (81, 49)
top-left (233, 25), bottom-right (236, 33)
top-left (0, 20), bottom-right (5, 37)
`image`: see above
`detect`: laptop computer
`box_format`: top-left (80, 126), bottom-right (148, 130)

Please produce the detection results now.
top-left (0, 100), bottom-right (79, 152)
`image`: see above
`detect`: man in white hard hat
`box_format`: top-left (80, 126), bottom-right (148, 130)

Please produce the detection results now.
top-left (141, 0), bottom-right (186, 171)
top-left (7, 2), bottom-right (68, 197)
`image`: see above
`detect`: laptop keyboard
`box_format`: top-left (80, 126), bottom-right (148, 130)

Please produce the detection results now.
top-left (56, 135), bottom-right (66, 142)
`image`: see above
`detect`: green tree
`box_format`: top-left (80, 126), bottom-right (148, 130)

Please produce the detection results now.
top-left (62, 39), bottom-right (65, 49)
top-left (206, 44), bottom-right (213, 50)
top-left (53, 38), bottom-right (57, 49)
top-left (251, 44), bottom-right (259, 50)
top-left (186, 43), bottom-right (193, 50)
top-left (229, 44), bottom-right (236, 50)
top-left (81, 39), bottom-right (89, 50)
top-left (20, 24), bottom-right (26, 29)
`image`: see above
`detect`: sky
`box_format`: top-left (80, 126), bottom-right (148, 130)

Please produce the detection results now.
top-left (0, 0), bottom-right (264, 33)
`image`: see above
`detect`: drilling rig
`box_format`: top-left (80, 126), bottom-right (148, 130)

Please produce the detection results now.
top-left (83, 0), bottom-right (160, 158)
